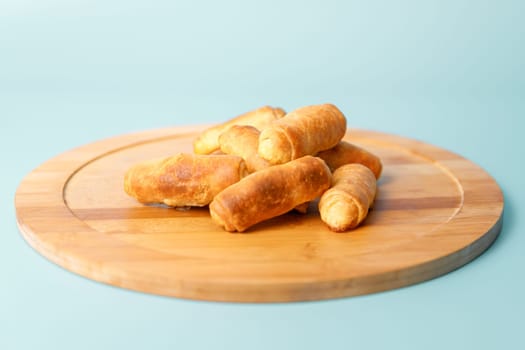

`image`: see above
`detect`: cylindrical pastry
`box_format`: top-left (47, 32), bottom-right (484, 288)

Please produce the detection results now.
top-left (218, 125), bottom-right (270, 173)
top-left (219, 125), bottom-right (311, 213)
top-left (258, 104), bottom-right (347, 165)
top-left (318, 163), bottom-right (377, 232)
top-left (209, 156), bottom-right (332, 232)
top-left (124, 153), bottom-right (247, 207)
top-left (193, 106), bottom-right (286, 155)
top-left (317, 140), bottom-right (383, 179)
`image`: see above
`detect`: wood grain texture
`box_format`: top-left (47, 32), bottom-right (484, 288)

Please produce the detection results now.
top-left (15, 126), bottom-right (504, 302)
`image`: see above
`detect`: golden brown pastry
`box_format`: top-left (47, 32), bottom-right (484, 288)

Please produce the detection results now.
top-left (318, 163), bottom-right (377, 232)
top-left (209, 156), bottom-right (331, 232)
top-left (218, 125), bottom-right (270, 173)
top-left (193, 106), bottom-right (286, 155)
top-left (258, 104), bottom-right (347, 165)
top-left (124, 153), bottom-right (247, 207)
top-left (219, 125), bottom-right (312, 213)
top-left (317, 140), bottom-right (383, 179)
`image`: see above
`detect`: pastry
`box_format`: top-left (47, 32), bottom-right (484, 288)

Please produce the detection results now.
top-left (209, 156), bottom-right (331, 232)
top-left (318, 163), bottom-right (377, 232)
top-left (193, 106), bottom-right (285, 155)
top-left (258, 103), bottom-right (347, 164)
top-left (317, 140), bottom-right (382, 179)
top-left (218, 125), bottom-right (270, 173)
top-left (124, 153), bottom-right (247, 207)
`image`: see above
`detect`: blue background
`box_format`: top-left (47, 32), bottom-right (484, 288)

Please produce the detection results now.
top-left (1, 1), bottom-right (524, 349)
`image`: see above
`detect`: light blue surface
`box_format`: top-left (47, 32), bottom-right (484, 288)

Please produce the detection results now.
top-left (1, 1), bottom-right (524, 349)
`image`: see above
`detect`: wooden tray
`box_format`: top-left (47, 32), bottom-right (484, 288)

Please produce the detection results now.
top-left (15, 126), bottom-right (504, 302)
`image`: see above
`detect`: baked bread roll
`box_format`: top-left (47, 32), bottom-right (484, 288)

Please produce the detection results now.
top-left (218, 125), bottom-right (270, 173)
top-left (209, 156), bottom-right (331, 232)
top-left (219, 125), bottom-right (312, 213)
top-left (124, 153), bottom-right (247, 207)
top-left (317, 140), bottom-right (382, 179)
top-left (318, 164), bottom-right (377, 232)
top-left (258, 104), bottom-right (347, 164)
top-left (193, 106), bottom-right (286, 155)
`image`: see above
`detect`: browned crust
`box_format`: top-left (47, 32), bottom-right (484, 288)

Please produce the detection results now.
top-left (318, 163), bottom-right (377, 232)
top-left (317, 140), bottom-right (383, 179)
top-left (258, 104), bottom-right (347, 164)
top-left (124, 153), bottom-right (247, 207)
top-left (209, 156), bottom-right (332, 232)
top-left (193, 106), bottom-right (286, 155)
top-left (218, 125), bottom-right (270, 173)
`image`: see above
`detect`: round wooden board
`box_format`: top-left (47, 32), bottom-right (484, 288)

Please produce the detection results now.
top-left (15, 126), bottom-right (504, 302)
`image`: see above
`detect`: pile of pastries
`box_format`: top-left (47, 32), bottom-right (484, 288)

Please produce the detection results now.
top-left (124, 104), bottom-right (382, 232)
